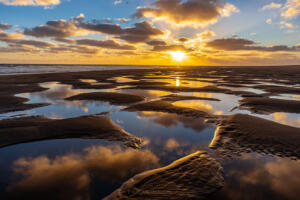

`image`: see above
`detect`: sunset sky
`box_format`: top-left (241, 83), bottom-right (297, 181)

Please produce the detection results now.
top-left (0, 0), bottom-right (299, 65)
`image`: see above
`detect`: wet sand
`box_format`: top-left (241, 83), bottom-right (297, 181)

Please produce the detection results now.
top-left (105, 151), bottom-right (224, 200)
top-left (65, 92), bottom-right (145, 105)
top-left (0, 115), bottom-right (141, 148)
top-left (239, 97), bottom-right (300, 114)
top-left (210, 114), bottom-right (300, 159)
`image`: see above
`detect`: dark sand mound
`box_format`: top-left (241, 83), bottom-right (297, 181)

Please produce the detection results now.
top-left (0, 115), bottom-right (141, 148)
top-left (161, 94), bottom-right (220, 102)
top-left (105, 151), bottom-right (224, 200)
top-left (0, 95), bottom-right (50, 114)
top-left (65, 92), bottom-right (145, 105)
top-left (124, 100), bottom-right (209, 118)
top-left (239, 97), bottom-right (300, 114)
top-left (254, 85), bottom-right (300, 94)
top-left (210, 114), bottom-right (300, 159)
top-left (0, 83), bottom-right (50, 114)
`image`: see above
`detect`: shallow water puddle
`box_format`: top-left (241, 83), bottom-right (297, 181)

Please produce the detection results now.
top-left (211, 153), bottom-right (300, 200)
top-left (270, 93), bottom-right (300, 101)
top-left (0, 82), bottom-right (121, 119)
top-left (174, 92), bottom-right (300, 127)
top-left (0, 111), bottom-right (215, 199)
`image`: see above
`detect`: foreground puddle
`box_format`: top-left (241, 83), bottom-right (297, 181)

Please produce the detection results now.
top-left (211, 153), bottom-right (300, 200)
top-left (0, 111), bottom-right (216, 199)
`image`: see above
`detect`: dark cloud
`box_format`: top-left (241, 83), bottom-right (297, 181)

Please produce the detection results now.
top-left (0, 32), bottom-right (55, 48)
top-left (48, 45), bottom-right (99, 54)
top-left (23, 17), bottom-right (164, 44)
top-left (178, 37), bottom-right (189, 42)
top-left (0, 23), bottom-right (12, 30)
top-left (80, 21), bottom-right (164, 43)
top-left (206, 38), bottom-right (300, 51)
top-left (76, 39), bottom-right (136, 50)
top-left (0, 46), bottom-right (38, 53)
top-left (79, 22), bottom-right (123, 35)
top-left (14, 40), bottom-right (55, 48)
top-left (152, 44), bottom-right (190, 52)
top-left (146, 39), bottom-right (167, 46)
top-left (134, 0), bottom-right (239, 25)
top-left (24, 19), bottom-right (82, 38)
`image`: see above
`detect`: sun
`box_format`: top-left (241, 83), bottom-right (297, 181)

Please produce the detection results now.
top-left (169, 51), bottom-right (186, 62)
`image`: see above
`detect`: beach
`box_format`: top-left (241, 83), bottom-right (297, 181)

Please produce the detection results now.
top-left (0, 65), bottom-right (299, 199)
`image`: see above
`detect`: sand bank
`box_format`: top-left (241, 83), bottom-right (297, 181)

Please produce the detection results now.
top-left (0, 115), bottom-right (141, 148)
top-left (105, 151), bottom-right (224, 200)
top-left (210, 114), bottom-right (300, 159)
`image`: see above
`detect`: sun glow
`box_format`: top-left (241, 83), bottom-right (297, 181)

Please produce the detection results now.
top-left (169, 51), bottom-right (186, 62)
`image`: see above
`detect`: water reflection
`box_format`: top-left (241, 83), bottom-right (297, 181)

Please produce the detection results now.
top-left (146, 78), bottom-right (213, 88)
top-left (19, 82), bottom-right (98, 104)
top-left (270, 112), bottom-right (300, 128)
top-left (4, 82), bottom-right (121, 119)
top-left (137, 111), bottom-right (207, 132)
top-left (211, 154), bottom-right (300, 200)
top-left (110, 111), bottom-right (215, 164)
top-left (119, 89), bottom-right (171, 101)
top-left (6, 145), bottom-right (159, 200)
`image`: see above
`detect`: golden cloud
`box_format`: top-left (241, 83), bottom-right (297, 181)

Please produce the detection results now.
top-left (134, 0), bottom-right (239, 26)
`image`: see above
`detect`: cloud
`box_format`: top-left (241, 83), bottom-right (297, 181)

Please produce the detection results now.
top-left (0, 31), bottom-right (55, 48)
top-left (281, 0), bottom-right (300, 18)
top-left (0, 31), bottom-right (24, 41)
top-left (220, 2), bottom-right (240, 17)
top-left (14, 39), bottom-right (55, 48)
top-left (280, 21), bottom-right (295, 29)
top-left (24, 19), bottom-right (87, 38)
top-left (152, 44), bottom-right (190, 52)
top-left (199, 30), bottom-right (215, 40)
top-left (0, 0), bottom-right (60, 6)
top-left (0, 23), bottom-right (12, 30)
top-left (177, 37), bottom-right (189, 42)
top-left (23, 15), bottom-right (163, 45)
top-left (76, 39), bottom-right (136, 50)
top-left (261, 2), bottom-right (282, 11)
top-left (79, 21), bottom-right (163, 43)
top-left (134, 0), bottom-right (239, 26)
top-left (146, 39), bottom-right (167, 46)
top-left (113, 0), bottom-right (122, 5)
top-left (79, 22), bottom-right (123, 35)
top-left (117, 18), bottom-right (130, 22)
top-left (206, 37), bottom-right (300, 52)
top-left (118, 21), bottom-right (164, 43)
top-left (7, 145), bottom-right (159, 200)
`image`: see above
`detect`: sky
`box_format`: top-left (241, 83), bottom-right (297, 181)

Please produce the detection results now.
top-left (0, 0), bottom-right (299, 65)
